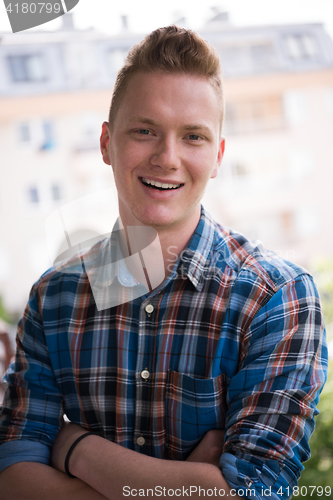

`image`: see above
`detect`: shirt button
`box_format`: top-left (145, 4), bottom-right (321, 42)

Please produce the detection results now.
top-left (141, 369), bottom-right (150, 380)
top-left (145, 304), bottom-right (154, 314)
top-left (137, 436), bottom-right (145, 446)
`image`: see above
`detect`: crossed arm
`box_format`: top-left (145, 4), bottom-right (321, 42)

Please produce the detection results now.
top-left (0, 425), bottom-right (241, 500)
top-left (0, 274), bottom-right (327, 499)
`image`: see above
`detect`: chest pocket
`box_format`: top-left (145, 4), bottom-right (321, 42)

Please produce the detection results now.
top-left (165, 370), bottom-right (227, 461)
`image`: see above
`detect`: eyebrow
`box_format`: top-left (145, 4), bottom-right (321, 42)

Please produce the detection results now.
top-left (129, 117), bottom-right (212, 133)
top-left (129, 117), bottom-right (158, 126)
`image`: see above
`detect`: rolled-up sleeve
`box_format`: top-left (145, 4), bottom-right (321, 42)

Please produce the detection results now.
top-left (0, 281), bottom-right (64, 473)
top-left (220, 273), bottom-right (328, 500)
top-left (0, 440), bottom-right (50, 473)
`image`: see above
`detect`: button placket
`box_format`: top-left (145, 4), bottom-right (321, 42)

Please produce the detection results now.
top-left (134, 301), bottom-right (155, 453)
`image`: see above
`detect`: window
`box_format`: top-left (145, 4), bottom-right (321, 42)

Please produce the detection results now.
top-left (51, 185), bottom-right (61, 201)
top-left (18, 123), bottom-right (30, 142)
top-left (224, 96), bottom-right (285, 134)
top-left (284, 34), bottom-right (319, 60)
top-left (40, 121), bottom-right (55, 150)
top-left (219, 42), bottom-right (277, 75)
top-left (7, 54), bottom-right (46, 82)
top-left (28, 187), bottom-right (39, 204)
top-left (17, 119), bottom-right (56, 150)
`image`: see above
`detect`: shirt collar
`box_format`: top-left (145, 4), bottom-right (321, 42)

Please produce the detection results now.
top-left (95, 206), bottom-right (217, 293)
top-left (116, 234), bottom-right (142, 288)
top-left (176, 205), bottom-right (217, 291)
top-left (82, 219), bottom-right (142, 289)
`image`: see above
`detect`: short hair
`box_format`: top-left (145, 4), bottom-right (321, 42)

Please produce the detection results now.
top-left (108, 25), bottom-right (224, 130)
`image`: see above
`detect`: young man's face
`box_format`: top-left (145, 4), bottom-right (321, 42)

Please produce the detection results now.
top-left (100, 71), bottom-right (225, 232)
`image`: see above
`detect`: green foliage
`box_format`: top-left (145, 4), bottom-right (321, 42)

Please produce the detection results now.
top-left (296, 259), bottom-right (333, 498)
top-left (311, 258), bottom-right (333, 325)
top-left (0, 294), bottom-right (11, 324)
top-left (298, 365), bottom-right (333, 492)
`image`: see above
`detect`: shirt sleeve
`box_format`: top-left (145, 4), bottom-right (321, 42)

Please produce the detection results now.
top-left (0, 440), bottom-right (50, 473)
top-left (0, 281), bottom-right (64, 473)
top-left (219, 273), bottom-right (328, 500)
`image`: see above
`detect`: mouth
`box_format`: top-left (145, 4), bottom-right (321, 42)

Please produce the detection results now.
top-left (140, 177), bottom-right (184, 191)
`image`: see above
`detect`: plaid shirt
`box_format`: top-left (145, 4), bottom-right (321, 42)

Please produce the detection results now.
top-left (0, 207), bottom-right (327, 499)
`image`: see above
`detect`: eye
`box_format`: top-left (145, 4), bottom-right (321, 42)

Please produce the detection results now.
top-left (187, 134), bottom-right (201, 141)
top-left (138, 129), bottom-right (151, 135)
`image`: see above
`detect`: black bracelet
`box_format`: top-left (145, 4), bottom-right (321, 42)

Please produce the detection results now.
top-left (65, 432), bottom-right (96, 478)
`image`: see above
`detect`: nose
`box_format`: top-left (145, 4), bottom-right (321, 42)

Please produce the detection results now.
top-left (150, 135), bottom-right (180, 170)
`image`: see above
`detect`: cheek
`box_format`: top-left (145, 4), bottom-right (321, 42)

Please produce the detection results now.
top-left (190, 153), bottom-right (218, 182)
top-left (115, 142), bottom-right (147, 167)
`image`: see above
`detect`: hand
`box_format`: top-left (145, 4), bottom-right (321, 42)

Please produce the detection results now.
top-left (186, 429), bottom-right (225, 468)
top-left (51, 422), bottom-right (89, 474)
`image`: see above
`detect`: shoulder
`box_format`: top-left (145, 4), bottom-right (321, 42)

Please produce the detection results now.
top-left (211, 218), bottom-right (314, 299)
top-left (31, 236), bottom-right (111, 303)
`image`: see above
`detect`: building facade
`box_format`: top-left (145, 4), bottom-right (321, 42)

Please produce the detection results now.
top-left (1, 14), bottom-right (333, 313)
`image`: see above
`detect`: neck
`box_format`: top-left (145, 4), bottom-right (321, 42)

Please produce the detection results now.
top-left (118, 209), bottom-right (201, 290)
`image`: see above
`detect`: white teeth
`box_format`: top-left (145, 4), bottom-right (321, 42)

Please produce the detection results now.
top-left (141, 178), bottom-right (182, 189)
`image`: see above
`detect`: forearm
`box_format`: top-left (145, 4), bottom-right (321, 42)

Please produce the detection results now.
top-left (0, 462), bottom-right (107, 500)
top-left (70, 435), bottom-right (242, 500)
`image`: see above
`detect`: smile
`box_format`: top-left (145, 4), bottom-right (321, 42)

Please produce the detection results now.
top-left (141, 178), bottom-right (183, 190)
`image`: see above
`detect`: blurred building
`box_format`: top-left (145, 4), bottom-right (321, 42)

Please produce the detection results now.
top-left (0, 13), bottom-right (333, 314)
top-left (0, 15), bottom-right (139, 312)
top-left (202, 12), bottom-right (333, 270)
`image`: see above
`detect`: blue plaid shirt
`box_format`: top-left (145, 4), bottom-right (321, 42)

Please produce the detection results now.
top-left (0, 207), bottom-right (328, 499)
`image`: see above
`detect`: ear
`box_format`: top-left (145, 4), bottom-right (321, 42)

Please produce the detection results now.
top-left (100, 121), bottom-right (112, 165)
top-left (211, 137), bottom-right (225, 179)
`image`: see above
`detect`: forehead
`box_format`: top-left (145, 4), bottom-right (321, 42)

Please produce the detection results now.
top-left (115, 71), bottom-right (221, 129)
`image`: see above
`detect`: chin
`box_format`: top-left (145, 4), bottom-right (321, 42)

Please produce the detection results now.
top-left (134, 207), bottom-right (176, 227)
top-left (140, 216), bottom-right (175, 228)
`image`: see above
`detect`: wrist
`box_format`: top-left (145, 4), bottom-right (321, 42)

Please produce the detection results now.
top-left (65, 432), bottom-right (96, 478)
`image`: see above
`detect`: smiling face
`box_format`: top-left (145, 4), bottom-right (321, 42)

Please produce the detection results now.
top-left (100, 71), bottom-right (225, 233)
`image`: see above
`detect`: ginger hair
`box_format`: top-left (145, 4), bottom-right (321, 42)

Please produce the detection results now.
top-left (108, 25), bottom-right (224, 131)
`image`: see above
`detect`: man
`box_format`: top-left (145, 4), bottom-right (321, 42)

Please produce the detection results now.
top-left (0, 26), bottom-right (328, 499)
